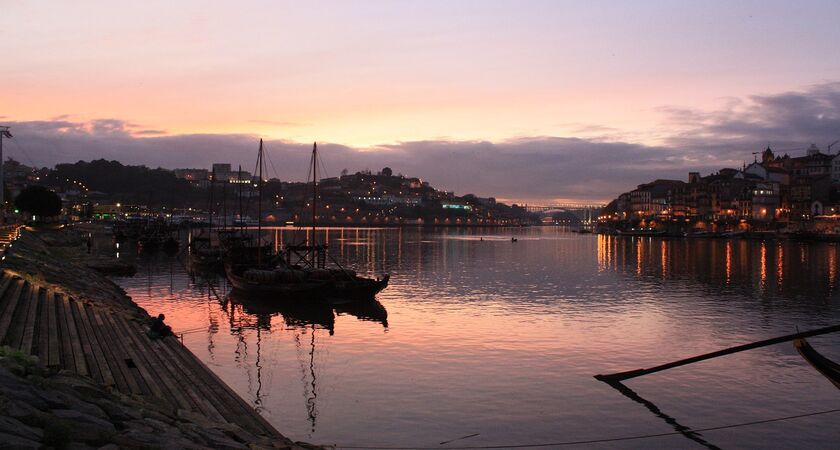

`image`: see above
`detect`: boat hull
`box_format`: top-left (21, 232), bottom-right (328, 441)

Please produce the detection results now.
top-left (794, 338), bottom-right (840, 390)
top-left (225, 264), bottom-right (330, 299)
top-left (327, 275), bottom-right (390, 302)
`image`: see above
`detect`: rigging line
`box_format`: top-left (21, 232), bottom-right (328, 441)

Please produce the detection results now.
top-left (8, 138), bottom-right (39, 169)
top-left (318, 151), bottom-right (330, 180)
top-left (335, 408), bottom-right (840, 449)
top-left (264, 145), bottom-right (281, 180)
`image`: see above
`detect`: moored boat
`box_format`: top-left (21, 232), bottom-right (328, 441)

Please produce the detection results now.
top-left (794, 338), bottom-right (840, 390)
top-left (225, 262), bottom-right (331, 298)
top-left (222, 140), bottom-right (389, 302)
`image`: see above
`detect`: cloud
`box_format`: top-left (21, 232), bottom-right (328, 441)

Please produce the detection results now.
top-left (5, 82), bottom-right (840, 203)
top-left (662, 81), bottom-right (840, 158)
top-left (133, 129), bottom-right (167, 136)
top-left (0, 118), bottom-right (697, 202)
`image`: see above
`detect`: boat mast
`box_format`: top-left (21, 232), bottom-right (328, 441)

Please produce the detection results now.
top-left (238, 165), bottom-right (244, 235)
top-left (208, 167), bottom-right (215, 233)
top-left (257, 139), bottom-right (263, 265)
top-left (222, 173), bottom-right (227, 230)
top-left (311, 142), bottom-right (317, 266)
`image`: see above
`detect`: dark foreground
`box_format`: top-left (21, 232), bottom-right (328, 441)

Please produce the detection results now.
top-left (0, 226), bottom-right (321, 449)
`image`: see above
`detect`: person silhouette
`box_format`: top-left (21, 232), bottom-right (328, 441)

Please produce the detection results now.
top-left (148, 313), bottom-right (172, 339)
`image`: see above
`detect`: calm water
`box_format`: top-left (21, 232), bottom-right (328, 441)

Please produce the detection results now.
top-left (112, 227), bottom-right (840, 449)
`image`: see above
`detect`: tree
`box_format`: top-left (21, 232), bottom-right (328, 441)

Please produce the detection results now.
top-left (381, 167), bottom-right (393, 177)
top-left (15, 186), bottom-right (62, 220)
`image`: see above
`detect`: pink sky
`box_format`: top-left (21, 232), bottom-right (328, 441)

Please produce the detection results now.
top-left (3, 1), bottom-right (840, 202)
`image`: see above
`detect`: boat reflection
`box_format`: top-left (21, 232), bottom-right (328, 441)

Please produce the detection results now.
top-left (604, 380), bottom-right (721, 450)
top-left (227, 289), bottom-right (336, 334)
top-left (222, 289), bottom-right (392, 436)
top-left (333, 298), bottom-right (389, 329)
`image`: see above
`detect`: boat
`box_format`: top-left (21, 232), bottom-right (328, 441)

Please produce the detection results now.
top-left (283, 142), bottom-right (389, 302)
top-left (188, 234), bottom-right (224, 272)
top-left (223, 140), bottom-right (389, 302)
top-left (794, 338), bottom-right (840, 390)
top-left (225, 262), bottom-right (331, 298)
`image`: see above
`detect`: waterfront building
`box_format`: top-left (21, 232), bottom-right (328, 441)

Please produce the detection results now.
top-left (831, 153), bottom-right (840, 183)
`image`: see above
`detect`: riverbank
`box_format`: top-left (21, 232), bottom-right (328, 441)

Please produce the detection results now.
top-left (0, 226), bottom-right (322, 449)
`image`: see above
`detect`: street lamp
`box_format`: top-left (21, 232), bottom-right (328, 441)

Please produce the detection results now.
top-left (0, 126), bottom-right (12, 222)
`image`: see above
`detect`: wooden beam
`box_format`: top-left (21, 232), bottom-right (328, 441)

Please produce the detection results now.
top-left (595, 324), bottom-right (840, 383)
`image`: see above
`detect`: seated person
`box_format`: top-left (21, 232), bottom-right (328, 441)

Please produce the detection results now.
top-left (147, 313), bottom-right (172, 339)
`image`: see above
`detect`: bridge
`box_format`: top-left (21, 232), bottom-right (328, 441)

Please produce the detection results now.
top-left (521, 203), bottom-right (606, 225)
top-left (522, 203), bottom-right (606, 213)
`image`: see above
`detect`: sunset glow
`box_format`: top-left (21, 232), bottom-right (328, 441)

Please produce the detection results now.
top-left (5, 1), bottom-right (840, 202)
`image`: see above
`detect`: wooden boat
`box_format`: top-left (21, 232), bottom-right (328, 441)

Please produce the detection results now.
top-left (225, 262), bottom-right (330, 299)
top-left (794, 338), bottom-right (840, 390)
top-left (282, 143), bottom-right (389, 302)
top-left (224, 141), bottom-right (389, 301)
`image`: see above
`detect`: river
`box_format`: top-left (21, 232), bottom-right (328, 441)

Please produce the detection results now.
top-left (112, 227), bottom-right (840, 449)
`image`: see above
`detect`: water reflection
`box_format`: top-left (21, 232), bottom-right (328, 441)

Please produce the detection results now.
top-left (595, 235), bottom-right (840, 300)
top-left (114, 228), bottom-right (840, 448)
top-left (604, 380), bottom-right (721, 450)
top-left (228, 290), bottom-right (336, 334)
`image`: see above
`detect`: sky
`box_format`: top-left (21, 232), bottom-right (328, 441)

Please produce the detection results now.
top-left (3, 0), bottom-right (840, 203)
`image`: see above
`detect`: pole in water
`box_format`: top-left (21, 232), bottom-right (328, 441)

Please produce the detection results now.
top-left (595, 324), bottom-right (840, 382)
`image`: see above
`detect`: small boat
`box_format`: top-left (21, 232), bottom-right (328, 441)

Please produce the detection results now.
top-left (794, 338), bottom-right (840, 390)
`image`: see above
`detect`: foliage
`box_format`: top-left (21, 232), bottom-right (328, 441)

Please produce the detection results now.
top-left (14, 186), bottom-right (62, 218)
top-left (49, 159), bottom-right (204, 207)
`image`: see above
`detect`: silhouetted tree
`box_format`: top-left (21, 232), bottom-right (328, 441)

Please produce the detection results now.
top-left (15, 186), bottom-right (62, 220)
top-left (381, 167), bottom-right (393, 177)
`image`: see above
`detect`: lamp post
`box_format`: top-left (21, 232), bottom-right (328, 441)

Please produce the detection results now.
top-left (0, 126), bottom-right (12, 224)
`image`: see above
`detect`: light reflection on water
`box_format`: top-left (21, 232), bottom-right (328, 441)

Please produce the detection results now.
top-left (113, 227), bottom-right (840, 448)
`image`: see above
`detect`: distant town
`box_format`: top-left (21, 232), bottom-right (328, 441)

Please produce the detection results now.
top-left (599, 144), bottom-right (840, 237)
top-left (3, 158), bottom-right (538, 227)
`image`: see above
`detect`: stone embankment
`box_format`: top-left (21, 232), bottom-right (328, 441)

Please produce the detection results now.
top-left (0, 226), bottom-right (322, 449)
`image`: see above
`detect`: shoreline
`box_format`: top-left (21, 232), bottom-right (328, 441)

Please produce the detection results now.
top-left (0, 225), bottom-right (322, 449)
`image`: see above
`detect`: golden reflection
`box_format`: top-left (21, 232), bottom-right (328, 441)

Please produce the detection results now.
top-left (635, 238), bottom-right (643, 277)
top-left (759, 242), bottom-right (767, 290)
top-left (660, 240), bottom-right (667, 279)
top-left (597, 235), bottom-right (608, 272)
top-left (725, 241), bottom-right (732, 285)
top-left (776, 242), bottom-right (784, 287)
top-left (829, 245), bottom-right (837, 290)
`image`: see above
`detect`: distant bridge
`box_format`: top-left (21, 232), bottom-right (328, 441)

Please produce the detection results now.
top-left (522, 203), bottom-right (606, 213)
top-left (522, 203), bottom-right (606, 224)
